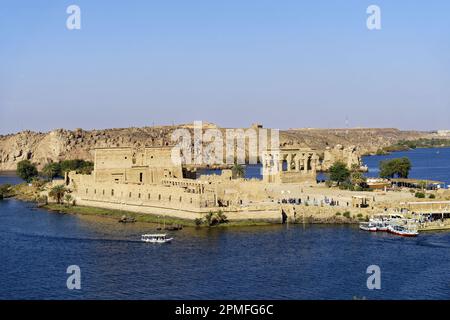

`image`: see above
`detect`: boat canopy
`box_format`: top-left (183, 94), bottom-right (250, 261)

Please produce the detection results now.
top-left (142, 234), bottom-right (167, 238)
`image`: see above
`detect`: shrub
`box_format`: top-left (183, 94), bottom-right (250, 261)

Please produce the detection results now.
top-left (0, 184), bottom-right (12, 198)
top-left (415, 192), bottom-right (425, 199)
top-left (335, 212), bottom-right (341, 216)
top-left (194, 218), bottom-right (204, 226)
top-left (428, 194), bottom-right (436, 199)
top-left (203, 211), bottom-right (228, 226)
top-left (343, 211), bottom-right (351, 219)
top-left (339, 182), bottom-right (353, 190)
top-left (36, 195), bottom-right (48, 205)
top-left (215, 210), bottom-right (228, 224)
top-left (31, 178), bottom-right (47, 190)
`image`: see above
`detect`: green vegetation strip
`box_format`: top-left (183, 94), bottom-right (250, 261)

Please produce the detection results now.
top-left (41, 204), bottom-right (274, 227)
top-left (43, 203), bottom-right (197, 226)
top-left (375, 138), bottom-right (450, 155)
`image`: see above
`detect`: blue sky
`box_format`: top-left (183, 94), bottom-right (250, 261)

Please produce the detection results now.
top-left (1, 0), bottom-right (449, 134)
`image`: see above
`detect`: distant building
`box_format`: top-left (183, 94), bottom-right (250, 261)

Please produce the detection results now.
top-left (437, 130), bottom-right (450, 137)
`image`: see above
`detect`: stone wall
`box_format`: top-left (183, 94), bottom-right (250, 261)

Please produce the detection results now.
top-left (69, 174), bottom-right (216, 210)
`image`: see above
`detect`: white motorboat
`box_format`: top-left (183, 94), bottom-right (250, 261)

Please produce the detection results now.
top-left (369, 219), bottom-right (389, 231)
top-left (141, 234), bottom-right (173, 243)
top-left (367, 213), bottom-right (405, 232)
top-left (386, 225), bottom-right (418, 237)
top-left (359, 222), bottom-right (377, 232)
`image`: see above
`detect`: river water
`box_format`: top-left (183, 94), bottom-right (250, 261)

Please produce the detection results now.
top-left (0, 148), bottom-right (449, 299)
top-left (199, 147), bottom-right (450, 186)
top-left (362, 147), bottom-right (450, 186)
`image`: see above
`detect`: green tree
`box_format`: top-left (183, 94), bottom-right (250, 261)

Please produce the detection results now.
top-left (59, 159), bottom-right (94, 175)
top-left (215, 210), bottom-right (228, 224)
top-left (64, 194), bottom-right (73, 206)
top-left (350, 171), bottom-right (367, 187)
top-left (204, 211), bottom-right (214, 226)
top-left (329, 162), bottom-right (350, 185)
top-left (379, 157), bottom-right (412, 179)
top-left (16, 160), bottom-right (38, 183)
top-left (42, 162), bottom-right (61, 180)
top-left (77, 161), bottom-right (94, 174)
top-left (49, 185), bottom-right (67, 204)
top-left (231, 163), bottom-right (245, 179)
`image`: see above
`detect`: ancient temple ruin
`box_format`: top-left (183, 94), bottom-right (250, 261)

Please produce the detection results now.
top-left (262, 148), bottom-right (320, 184)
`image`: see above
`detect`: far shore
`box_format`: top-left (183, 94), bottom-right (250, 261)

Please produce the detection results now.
top-left (362, 143), bottom-right (450, 156)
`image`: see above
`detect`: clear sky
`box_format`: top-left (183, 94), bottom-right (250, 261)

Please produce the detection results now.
top-left (1, 0), bottom-right (449, 134)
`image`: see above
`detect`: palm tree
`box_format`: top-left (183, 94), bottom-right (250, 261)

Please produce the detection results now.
top-left (204, 211), bottom-right (214, 226)
top-left (231, 162), bottom-right (245, 179)
top-left (64, 194), bottom-right (73, 206)
top-left (215, 210), bottom-right (228, 224)
top-left (350, 171), bottom-right (366, 187)
top-left (49, 185), bottom-right (67, 204)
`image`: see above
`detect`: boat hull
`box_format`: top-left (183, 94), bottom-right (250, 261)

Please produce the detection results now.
top-left (386, 226), bottom-right (418, 237)
top-left (359, 226), bottom-right (377, 232)
top-left (142, 238), bottom-right (173, 243)
top-left (387, 230), bottom-right (418, 237)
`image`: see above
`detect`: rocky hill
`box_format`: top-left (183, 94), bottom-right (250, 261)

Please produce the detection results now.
top-left (0, 124), bottom-right (432, 171)
top-left (282, 128), bottom-right (432, 154)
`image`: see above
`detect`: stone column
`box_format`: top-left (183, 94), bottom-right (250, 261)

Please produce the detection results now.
top-left (311, 154), bottom-right (319, 173)
top-left (286, 153), bottom-right (292, 171)
top-left (278, 154), bottom-right (284, 172)
top-left (311, 158), bottom-right (316, 173)
top-left (262, 155), bottom-right (267, 172)
top-left (303, 155), bottom-right (309, 174)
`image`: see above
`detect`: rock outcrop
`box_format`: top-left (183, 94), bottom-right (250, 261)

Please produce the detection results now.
top-left (321, 145), bottom-right (362, 171)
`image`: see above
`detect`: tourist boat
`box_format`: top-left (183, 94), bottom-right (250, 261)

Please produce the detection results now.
top-left (367, 213), bottom-right (405, 232)
top-left (141, 234), bottom-right (173, 243)
top-left (359, 222), bottom-right (377, 232)
top-left (386, 225), bottom-right (418, 237)
top-left (369, 219), bottom-right (389, 231)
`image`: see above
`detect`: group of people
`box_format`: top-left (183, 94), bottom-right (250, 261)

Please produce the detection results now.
top-left (278, 196), bottom-right (348, 207)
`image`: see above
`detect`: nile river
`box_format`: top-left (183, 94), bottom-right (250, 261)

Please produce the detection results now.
top-left (0, 148), bottom-right (449, 299)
